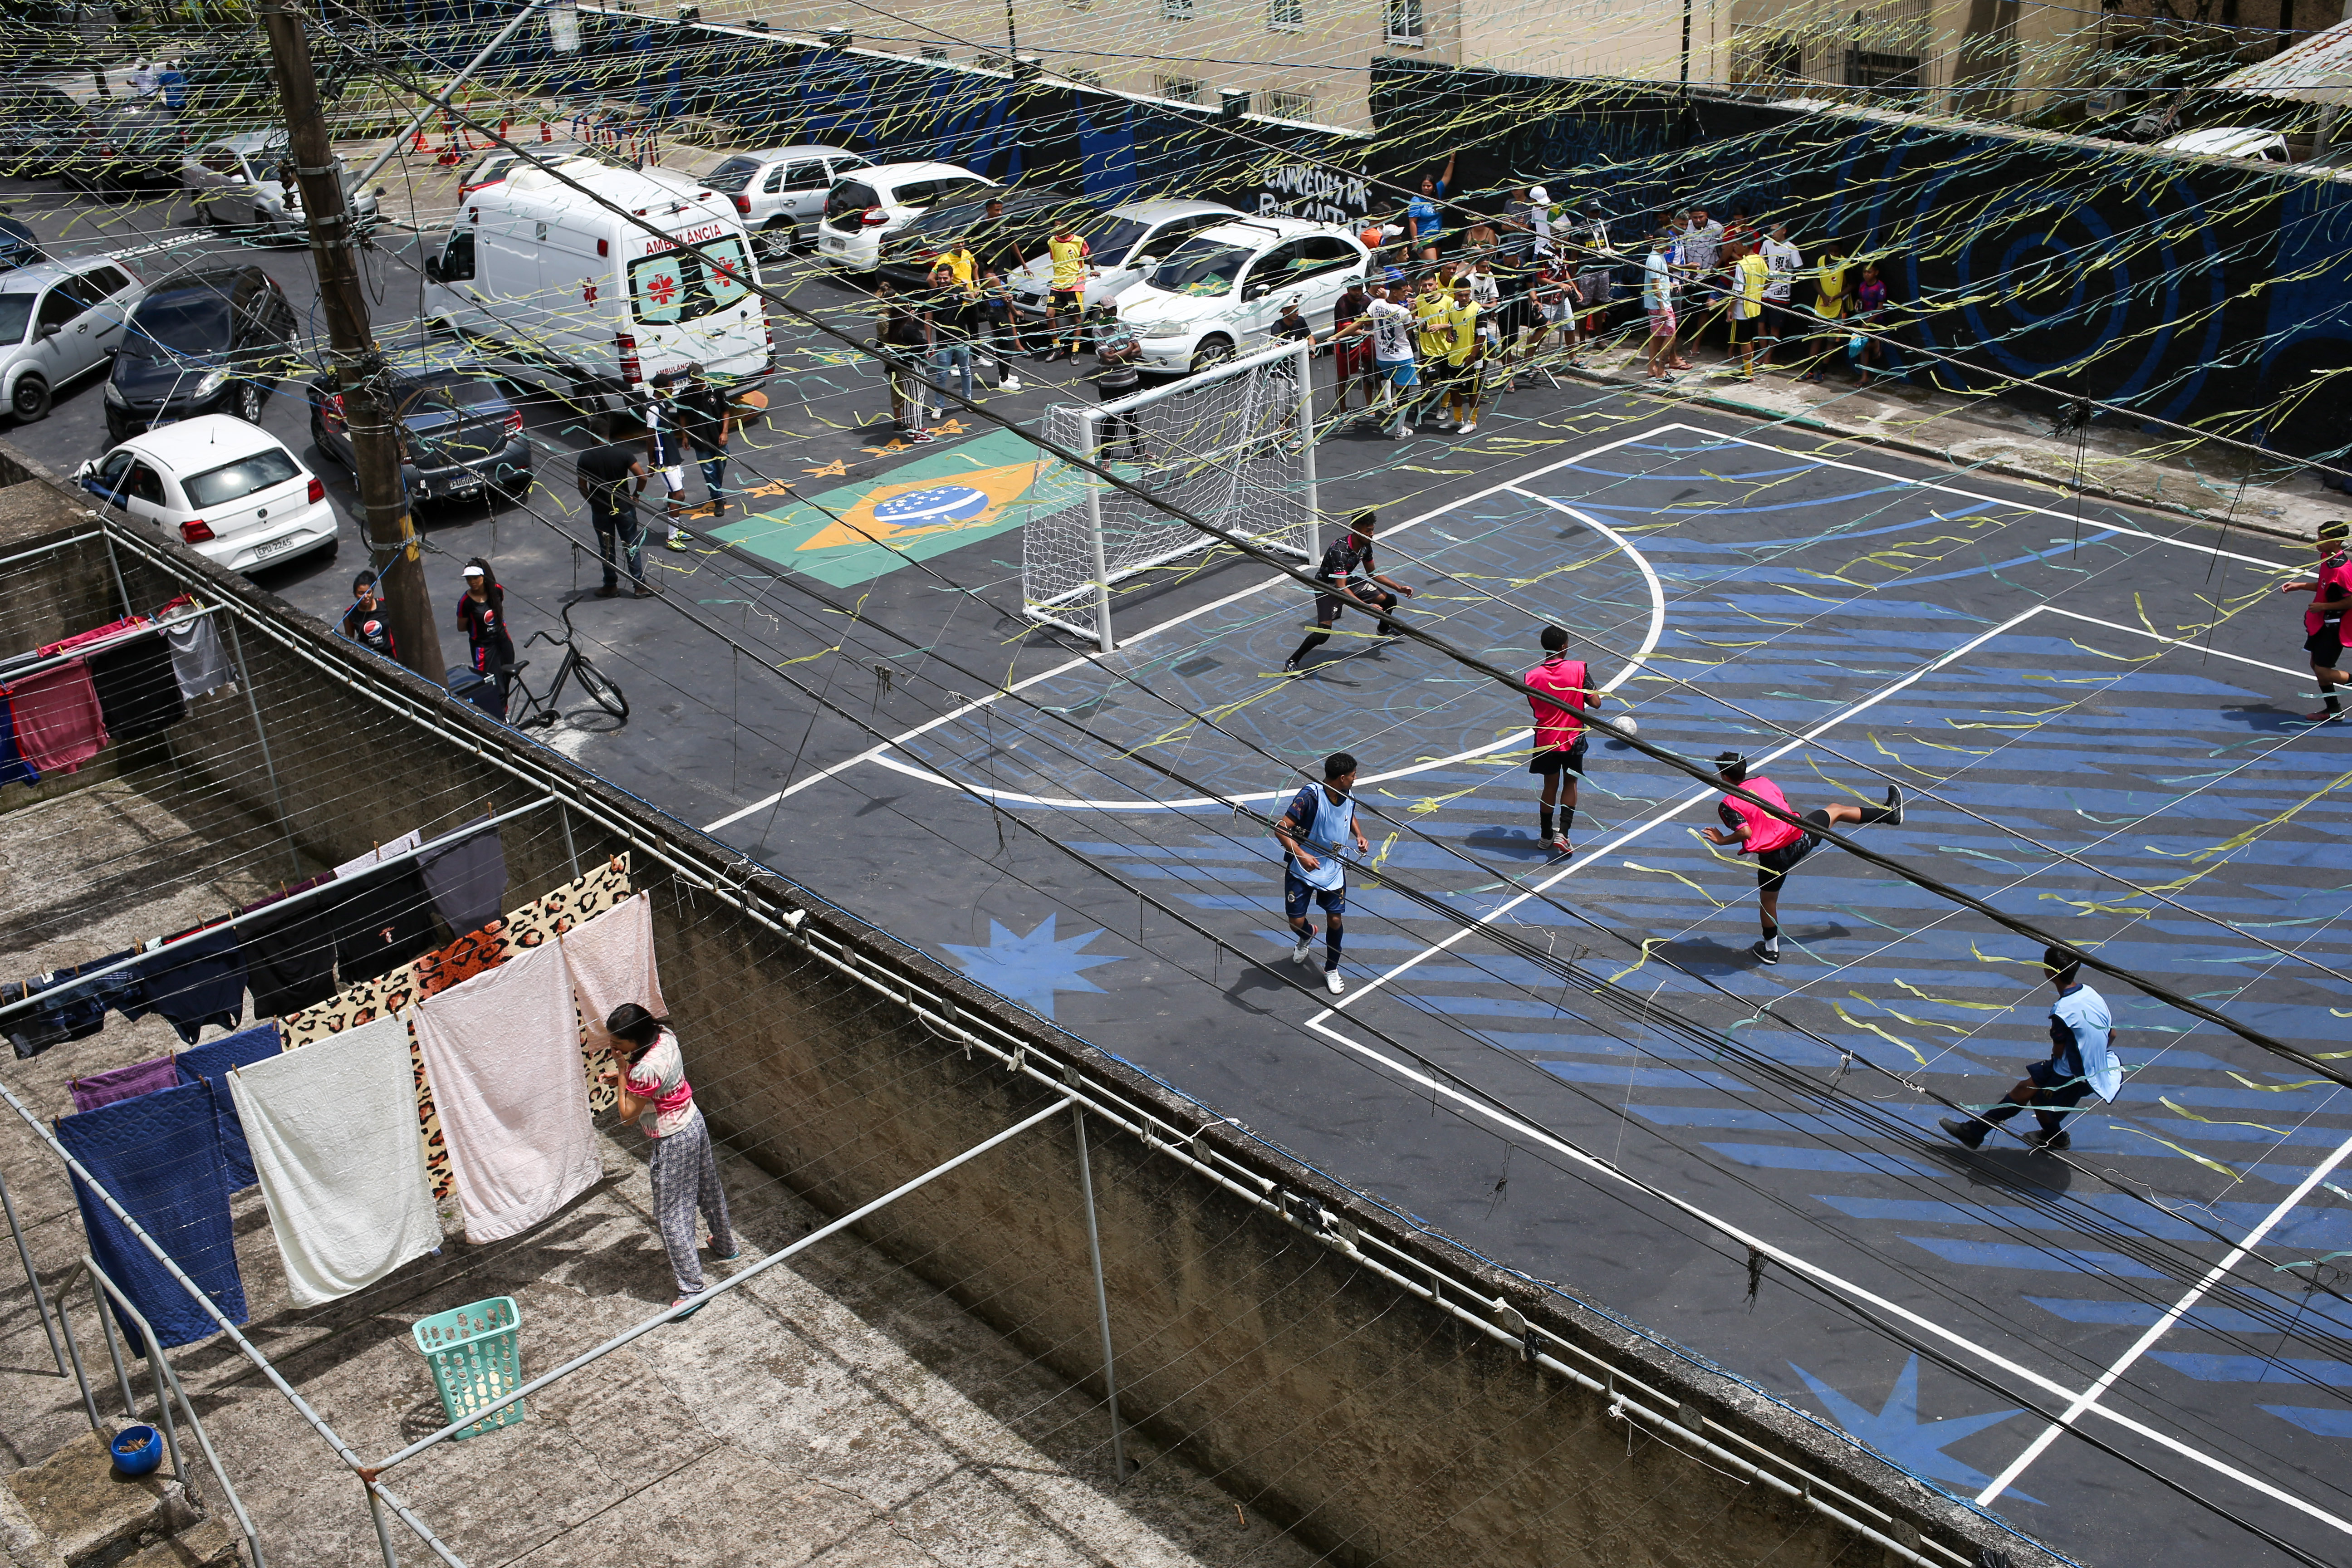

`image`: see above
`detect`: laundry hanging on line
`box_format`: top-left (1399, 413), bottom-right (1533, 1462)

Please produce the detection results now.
top-left (563, 891), bottom-right (666, 1062)
top-left (175, 1022), bottom-right (282, 1191)
top-left (69, 1054), bottom-right (180, 1113)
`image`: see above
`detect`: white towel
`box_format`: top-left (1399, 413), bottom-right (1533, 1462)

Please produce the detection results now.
top-left (335, 828), bottom-right (423, 880)
top-left (412, 940), bottom-right (599, 1243)
top-left (163, 615), bottom-right (234, 700)
top-left (562, 892), bottom-right (667, 1060)
top-left (229, 1014), bottom-right (441, 1307)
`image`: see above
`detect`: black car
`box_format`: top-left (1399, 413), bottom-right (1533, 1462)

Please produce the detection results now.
top-left (306, 350), bottom-right (531, 508)
top-left (0, 83), bottom-right (89, 177)
top-left (103, 266), bottom-right (296, 440)
top-left (0, 217), bottom-right (42, 272)
top-left (875, 184), bottom-right (1088, 289)
top-left (68, 99), bottom-right (186, 187)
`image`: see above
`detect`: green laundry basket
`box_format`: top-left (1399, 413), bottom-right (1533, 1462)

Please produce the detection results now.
top-left (411, 1296), bottom-right (524, 1440)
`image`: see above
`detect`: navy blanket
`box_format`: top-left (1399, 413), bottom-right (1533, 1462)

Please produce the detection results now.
top-left (173, 1024), bottom-right (281, 1192)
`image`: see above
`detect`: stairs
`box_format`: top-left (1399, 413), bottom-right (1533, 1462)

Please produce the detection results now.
top-left (2, 1431), bottom-right (240, 1568)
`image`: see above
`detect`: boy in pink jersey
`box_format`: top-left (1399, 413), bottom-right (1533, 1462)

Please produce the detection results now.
top-left (1524, 625), bottom-right (1602, 857)
top-left (1700, 751), bottom-right (1901, 965)
top-left (2280, 519), bottom-right (2350, 723)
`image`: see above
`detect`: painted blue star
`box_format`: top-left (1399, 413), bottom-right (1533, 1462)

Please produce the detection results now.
top-left (940, 914), bottom-right (1123, 1018)
top-left (1788, 1355), bottom-right (2041, 1505)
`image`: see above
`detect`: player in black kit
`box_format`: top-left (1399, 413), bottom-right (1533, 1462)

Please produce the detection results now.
top-left (1283, 510), bottom-right (1417, 675)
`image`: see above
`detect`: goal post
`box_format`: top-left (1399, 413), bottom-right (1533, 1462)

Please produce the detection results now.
top-left (1022, 338), bottom-right (1319, 652)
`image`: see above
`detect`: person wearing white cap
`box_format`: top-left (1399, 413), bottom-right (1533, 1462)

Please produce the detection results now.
top-left (1525, 186), bottom-right (1553, 262)
top-left (454, 558), bottom-right (514, 721)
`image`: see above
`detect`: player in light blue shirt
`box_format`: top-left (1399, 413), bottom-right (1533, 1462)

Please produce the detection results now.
top-left (1942, 945), bottom-right (2117, 1152)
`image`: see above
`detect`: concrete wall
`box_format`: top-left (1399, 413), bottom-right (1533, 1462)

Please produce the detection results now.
top-left (0, 483), bottom-right (2060, 1568)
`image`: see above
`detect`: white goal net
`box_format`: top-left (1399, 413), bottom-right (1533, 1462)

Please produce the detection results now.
top-left (1021, 338), bottom-right (1319, 650)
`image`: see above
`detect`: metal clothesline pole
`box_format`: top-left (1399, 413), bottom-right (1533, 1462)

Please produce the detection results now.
top-left (368, 1097), bottom-right (1077, 1472)
top-left (0, 1164), bottom-right (66, 1375)
top-left (222, 613), bottom-right (303, 880)
top-left (1070, 1104), bottom-right (1127, 1485)
top-left (0, 796), bottom-right (557, 1026)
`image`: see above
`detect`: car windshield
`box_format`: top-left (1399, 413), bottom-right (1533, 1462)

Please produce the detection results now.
top-left (0, 294), bottom-right (33, 343)
top-left (1150, 238), bottom-right (1252, 297)
top-left (183, 447), bottom-right (301, 507)
top-left (917, 179), bottom-right (1000, 212)
top-left (1073, 214), bottom-right (1149, 261)
top-left (628, 236), bottom-right (755, 325)
top-left (122, 296), bottom-right (231, 358)
top-left (704, 155), bottom-right (762, 192)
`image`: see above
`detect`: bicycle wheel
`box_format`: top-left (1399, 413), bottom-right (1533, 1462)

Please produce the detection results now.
top-left (569, 653), bottom-right (629, 721)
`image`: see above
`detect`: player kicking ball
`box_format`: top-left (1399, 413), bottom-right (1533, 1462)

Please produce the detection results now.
top-left (1939, 945), bottom-right (2118, 1152)
top-left (1700, 751), bottom-right (1901, 965)
top-left (1283, 510), bottom-right (1416, 675)
top-left (1274, 751), bottom-right (1371, 996)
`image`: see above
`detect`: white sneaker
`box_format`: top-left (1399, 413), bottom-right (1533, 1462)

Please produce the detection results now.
top-left (1392, 424), bottom-right (1412, 440)
top-left (1324, 969), bottom-right (1345, 996)
top-left (1457, 421), bottom-right (1478, 435)
top-left (1290, 934), bottom-right (1313, 966)
top-left (1001, 377), bottom-right (1023, 392)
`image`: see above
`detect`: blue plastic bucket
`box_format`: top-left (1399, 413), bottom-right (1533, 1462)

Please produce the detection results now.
top-left (111, 1424), bottom-right (162, 1477)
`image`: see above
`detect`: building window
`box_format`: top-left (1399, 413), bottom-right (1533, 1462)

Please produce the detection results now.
top-left (1383, 0), bottom-right (1422, 45)
top-left (1268, 89), bottom-right (1315, 118)
top-left (1160, 0), bottom-right (1194, 20)
top-left (1269, 0), bottom-right (1302, 29)
top-left (1156, 73), bottom-right (1201, 101)
top-left (1730, 27), bottom-right (1802, 88)
top-left (1844, 48), bottom-right (1921, 91)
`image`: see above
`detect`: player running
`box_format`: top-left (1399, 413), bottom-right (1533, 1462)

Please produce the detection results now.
top-left (2281, 519), bottom-right (2351, 723)
top-left (1284, 510), bottom-right (1416, 675)
top-left (1939, 945), bottom-right (2120, 1152)
top-left (1700, 752), bottom-right (1901, 965)
top-left (1274, 751), bottom-right (1372, 996)
top-left (1525, 627), bottom-right (1602, 857)
top-left (1040, 220), bottom-right (1095, 363)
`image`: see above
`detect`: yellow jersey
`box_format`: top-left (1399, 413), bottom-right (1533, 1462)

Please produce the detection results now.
top-left (1442, 300), bottom-right (1480, 366)
top-left (939, 246), bottom-right (977, 286)
top-left (1047, 235), bottom-right (1090, 289)
top-left (1732, 253), bottom-right (1769, 318)
top-left (1412, 293), bottom-right (1451, 358)
top-left (1815, 262), bottom-right (1848, 320)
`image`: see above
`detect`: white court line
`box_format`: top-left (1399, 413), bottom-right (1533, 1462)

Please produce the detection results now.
top-left (1975, 1131), bottom-right (2352, 1505)
top-left (846, 502), bottom-right (1665, 811)
top-left (701, 423), bottom-right (1679, 833)
top-left (1308, 603), bottom-right (2052, 1023)
top-left (1299, 1007), bottom-right (2352, 1539)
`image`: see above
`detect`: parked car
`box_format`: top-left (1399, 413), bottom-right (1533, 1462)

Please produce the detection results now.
top-left (76, 414), bottom-right (337, 572)
top-left (0, 255), bottom-right (145, 422)
top-left (875, 183), bottom-right (1081, 291)
top-left (702, 143), bottom-right (871, 260)
top-left (1113, 217), bottom-right (1372, 375)
top-left (307, 344), bottom-right (530, 508)
top-left (426, 159), bottom-right (769, 409)
top-left (0, 83), bottom-right (89, 176)
top-left (103, 266), bottom-right (297, 440)
top-left (67, 98), bottom-right (186, 186)
top-left (0, 217), bottom-right (44, 272)
top-left (814, 161), bottom-right (995, 273)
top-left (1003, 198), bottom-right (1245, 314)
top-left (180, 130), bottom-right (382, 240)
top-left (2156, 126), bottom-right (2290, 162)
top-left (456, 139), bottom-right (607, 202)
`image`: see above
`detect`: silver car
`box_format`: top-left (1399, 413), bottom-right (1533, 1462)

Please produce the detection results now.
top-left (181, 131), bottom-right (383, 241)
top-left (701, 143), bottom-right (871, 260)
top-left (0, 255), bottom-right (147, 423)
top-left (1005, 197), bottom-right (1245, 315)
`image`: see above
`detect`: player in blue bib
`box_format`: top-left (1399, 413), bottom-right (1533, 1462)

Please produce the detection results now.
top-left (1941, 945), bottom-right (2119, 1152)
top-left (1274, 751), bottom-right (1371, 996)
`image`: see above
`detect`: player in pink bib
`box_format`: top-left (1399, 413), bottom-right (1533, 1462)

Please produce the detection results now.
top-left (1700, 751), bottom-right (1901, 965)
top-left (2280, 519), bottom-right (2350, 723)
top-left (1524, 625), bottom-right (1603, 857)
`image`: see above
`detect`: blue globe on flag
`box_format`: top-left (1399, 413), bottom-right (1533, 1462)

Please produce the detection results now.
top-left (873, 485), bottom-right (991, 530)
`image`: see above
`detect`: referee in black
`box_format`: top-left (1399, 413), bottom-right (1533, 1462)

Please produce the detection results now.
top-left (1283, 510), bottom-right (1417, 676)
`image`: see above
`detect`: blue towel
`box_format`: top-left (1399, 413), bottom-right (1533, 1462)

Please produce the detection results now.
top-left (55, 1081), bottom-right (246, 1352)
top-left (173, 1024), bottom-right (281, 1192)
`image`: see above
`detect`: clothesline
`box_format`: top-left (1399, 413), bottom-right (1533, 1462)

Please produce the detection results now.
top-left (0, 604), bottom-right (225, 691)
top-left (0, 797), bottom-right (558, 1030)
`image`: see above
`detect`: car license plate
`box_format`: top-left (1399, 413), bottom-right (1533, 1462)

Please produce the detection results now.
top-left (250, 532), bottom-right (304, 560)
top-left (823, 236), bottom-right (844, 251)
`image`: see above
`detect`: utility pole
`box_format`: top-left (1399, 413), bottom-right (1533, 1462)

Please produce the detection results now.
top-left (258, 0), bottom-right (445, 683)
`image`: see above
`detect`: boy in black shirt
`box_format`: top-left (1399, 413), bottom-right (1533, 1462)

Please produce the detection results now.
top-left (575, 416), bottom-right (652, 597)
top-left (1283, 510), bottom-right (1416, 674)
top-left (341, 570), bottom-right (397, 657)
top-left (676, 364), bottom-right (733, 519)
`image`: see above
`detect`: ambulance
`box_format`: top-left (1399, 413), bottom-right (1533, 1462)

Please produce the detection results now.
top-left (423, 159), bottom-right (771, 411)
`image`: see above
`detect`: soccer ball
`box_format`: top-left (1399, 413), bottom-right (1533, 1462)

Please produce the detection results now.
top-left (1617, 715), bottom-right (1638, 737)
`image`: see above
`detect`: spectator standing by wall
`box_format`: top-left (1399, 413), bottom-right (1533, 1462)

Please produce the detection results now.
top-left (1405, 151), bottom-right (1457, 262)
top-left (676, 364), bottom-right (733, 520)
top-left (1759, 223), bottom-right (1802, 368)
top-left (455, 559), bottom-right (515, 719)
top-left (1642, 232), bottom-right (1680, 380)
top-left (1804, 241), bottom-right (1851, 382)
top-left (923, 261), bottom-right (977, 410)
top-left (875, 281), bottom-right (936, 443)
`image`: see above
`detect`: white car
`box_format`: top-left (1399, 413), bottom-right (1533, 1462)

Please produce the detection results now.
top-left (75, 415), bottom-right (338, 573)
top-left (1005, 198), bottom-right (1243, 316)
top-left (2155, 126), bottom-right (2290, 162)
top-left (702, 143), bottom-right (872, 260)
top-left (1114, 218), bottom-right (1373, 375)
top-left (814, 161), bottom-right (996, 273)
top-left (0, 256), bottom-right (145, 423)
top-left (181, 131), bottom-right (383, 240)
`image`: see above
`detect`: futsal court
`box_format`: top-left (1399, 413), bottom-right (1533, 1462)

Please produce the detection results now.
top-left (729, 413), bottom-right (2352, 1568)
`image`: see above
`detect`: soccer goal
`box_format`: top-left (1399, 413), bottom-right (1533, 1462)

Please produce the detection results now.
top-left (1021, 338), bottom-right (1318, 652)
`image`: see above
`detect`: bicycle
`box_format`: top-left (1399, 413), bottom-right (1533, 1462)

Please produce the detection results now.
top-left (500, 598), bottom-right (629, 729)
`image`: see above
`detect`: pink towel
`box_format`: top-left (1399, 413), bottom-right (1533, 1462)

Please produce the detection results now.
top-left (560, 892), bottom-right (666, 1062)
top-left (6, 662), bottom-right (107, 775)
top-left (411, 941), bottom-right (598, 1244)
top-left (70, 1055), bottom-right (179, 1112)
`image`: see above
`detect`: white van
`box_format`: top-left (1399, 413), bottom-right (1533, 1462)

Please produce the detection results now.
top-left (423, 159), bottom-right (770, 410)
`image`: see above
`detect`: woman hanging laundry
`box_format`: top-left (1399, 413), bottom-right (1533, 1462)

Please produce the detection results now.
top-left (603, 1003), bottom-right (738, 1312)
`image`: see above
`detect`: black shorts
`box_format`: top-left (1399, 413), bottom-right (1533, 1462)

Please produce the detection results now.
top-left (1754, 809), bottom-right (1832, 890)
top-left (1049, 287), bottom-right (1083, 311)
top-left (1314, 584), bottom-right (1396, 624)
top-left (1726, 313), bottom-right (1757, 343)
top-left (2025, 1057), bottom-right (2092, 1105)
top-left (2306, 625), bottom-right (2344, 666)
top-left (1529, 737), bottom-right (1587, 776)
